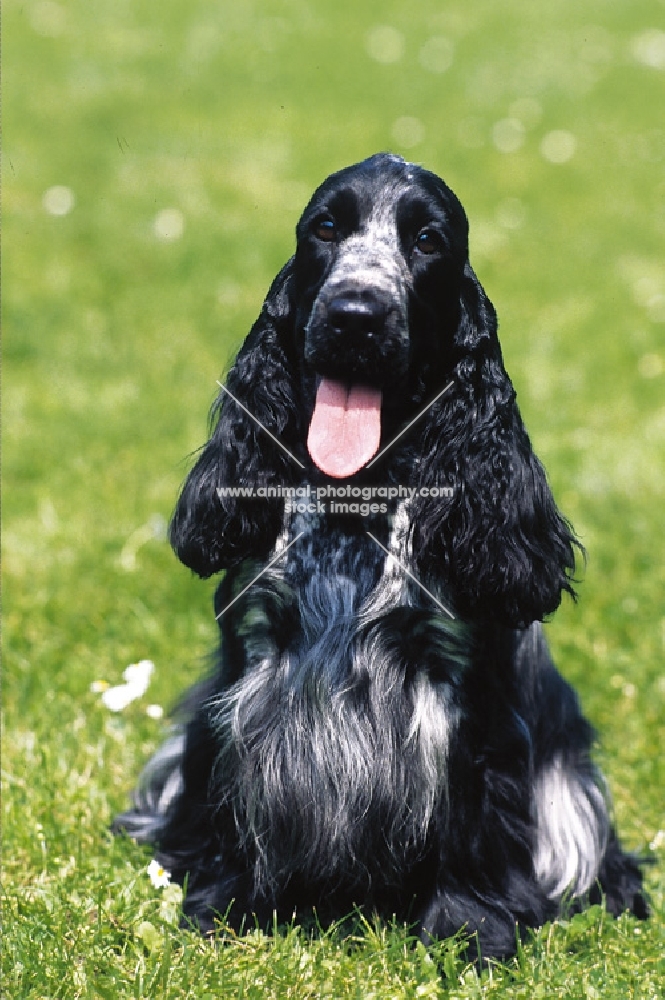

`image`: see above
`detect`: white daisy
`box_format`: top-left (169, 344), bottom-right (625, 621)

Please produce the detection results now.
top-left (147, 859), bottom-right (171, 888)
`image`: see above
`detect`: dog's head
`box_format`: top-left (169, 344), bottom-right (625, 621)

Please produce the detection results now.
top-left (171, 153), bottom-right (580, 628)
top-left (292, 154), bottom-right (470, 477)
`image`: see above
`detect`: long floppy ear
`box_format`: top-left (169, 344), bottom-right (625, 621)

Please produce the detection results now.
top-left (411, 262), bottom-right (581, 627)
top-left (170, 260), bottom-right (303, 577)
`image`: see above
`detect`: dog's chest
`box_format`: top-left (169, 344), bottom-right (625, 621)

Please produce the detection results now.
top-left (212, 521), bottom-right (464, 889)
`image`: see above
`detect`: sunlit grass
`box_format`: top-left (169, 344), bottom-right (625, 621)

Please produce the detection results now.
top-left (3, 0), bottom-right (664, 995)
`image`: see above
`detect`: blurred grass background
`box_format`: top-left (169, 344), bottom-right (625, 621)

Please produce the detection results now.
top-left (3, 0), bottom-right (664, 996)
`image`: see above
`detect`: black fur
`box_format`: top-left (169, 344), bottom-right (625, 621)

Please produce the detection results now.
top-left (115, 154), bottom-right (647, 960)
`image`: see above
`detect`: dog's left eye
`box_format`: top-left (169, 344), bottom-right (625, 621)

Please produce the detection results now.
top-left (313, 217), bottom-right (337, 242)
top-left (414, 229), bottom-right (442, 255)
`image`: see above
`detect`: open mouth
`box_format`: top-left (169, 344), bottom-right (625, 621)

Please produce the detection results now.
top-left (307, 377), bottom-right (382, 478)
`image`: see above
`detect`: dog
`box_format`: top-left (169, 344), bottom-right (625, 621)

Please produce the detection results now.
top-left (115, 153), bottom-right (647, 959)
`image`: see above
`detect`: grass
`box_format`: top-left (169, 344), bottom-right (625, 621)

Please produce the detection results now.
top-left (3, 0), bottom-right (664, 995)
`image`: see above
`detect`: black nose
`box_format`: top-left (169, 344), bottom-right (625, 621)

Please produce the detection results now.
top-left (326, 296), bottom-right (386, 337)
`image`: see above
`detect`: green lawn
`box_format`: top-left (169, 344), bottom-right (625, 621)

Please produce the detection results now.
top-left (3, 0), bottom-right (664, 996)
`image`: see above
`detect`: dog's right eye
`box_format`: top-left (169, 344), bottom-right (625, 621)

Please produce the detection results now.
top-left (313, 217), bottom-right (337, 242)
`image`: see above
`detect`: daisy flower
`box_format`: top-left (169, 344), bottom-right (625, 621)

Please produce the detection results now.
top-left (147, 859), bottom-right (171, 889)
top-left (99, 659), bottom-right (155, 712)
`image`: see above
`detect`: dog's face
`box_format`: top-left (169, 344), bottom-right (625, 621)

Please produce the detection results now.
top-left (292, 153), bottom-right (470, 477)
top-left (294, 154), bottom-right (469, 386)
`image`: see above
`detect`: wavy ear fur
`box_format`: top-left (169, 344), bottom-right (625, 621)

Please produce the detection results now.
top-left (170, 260), bottom-right (302, 577)
top-left (411, 263), bottom-right (581, 627)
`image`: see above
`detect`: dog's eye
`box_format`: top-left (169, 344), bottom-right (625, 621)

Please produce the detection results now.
top-left (414, 229), bottom-right (441, 255)
top-left (313, 217), bottom-right (337, 242)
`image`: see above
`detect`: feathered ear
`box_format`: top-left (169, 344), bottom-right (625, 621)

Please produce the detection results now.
top-left (170, 260), bottom-right (302, 577)
top-left (411, 262), bottom-right (582, 627)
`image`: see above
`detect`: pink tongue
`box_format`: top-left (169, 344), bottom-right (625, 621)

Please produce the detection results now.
top-left (307, 379), bottom-right (382, 478)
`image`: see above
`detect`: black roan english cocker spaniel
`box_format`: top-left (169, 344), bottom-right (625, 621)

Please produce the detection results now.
top-left (115, 153), bottom-right (647, 960)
